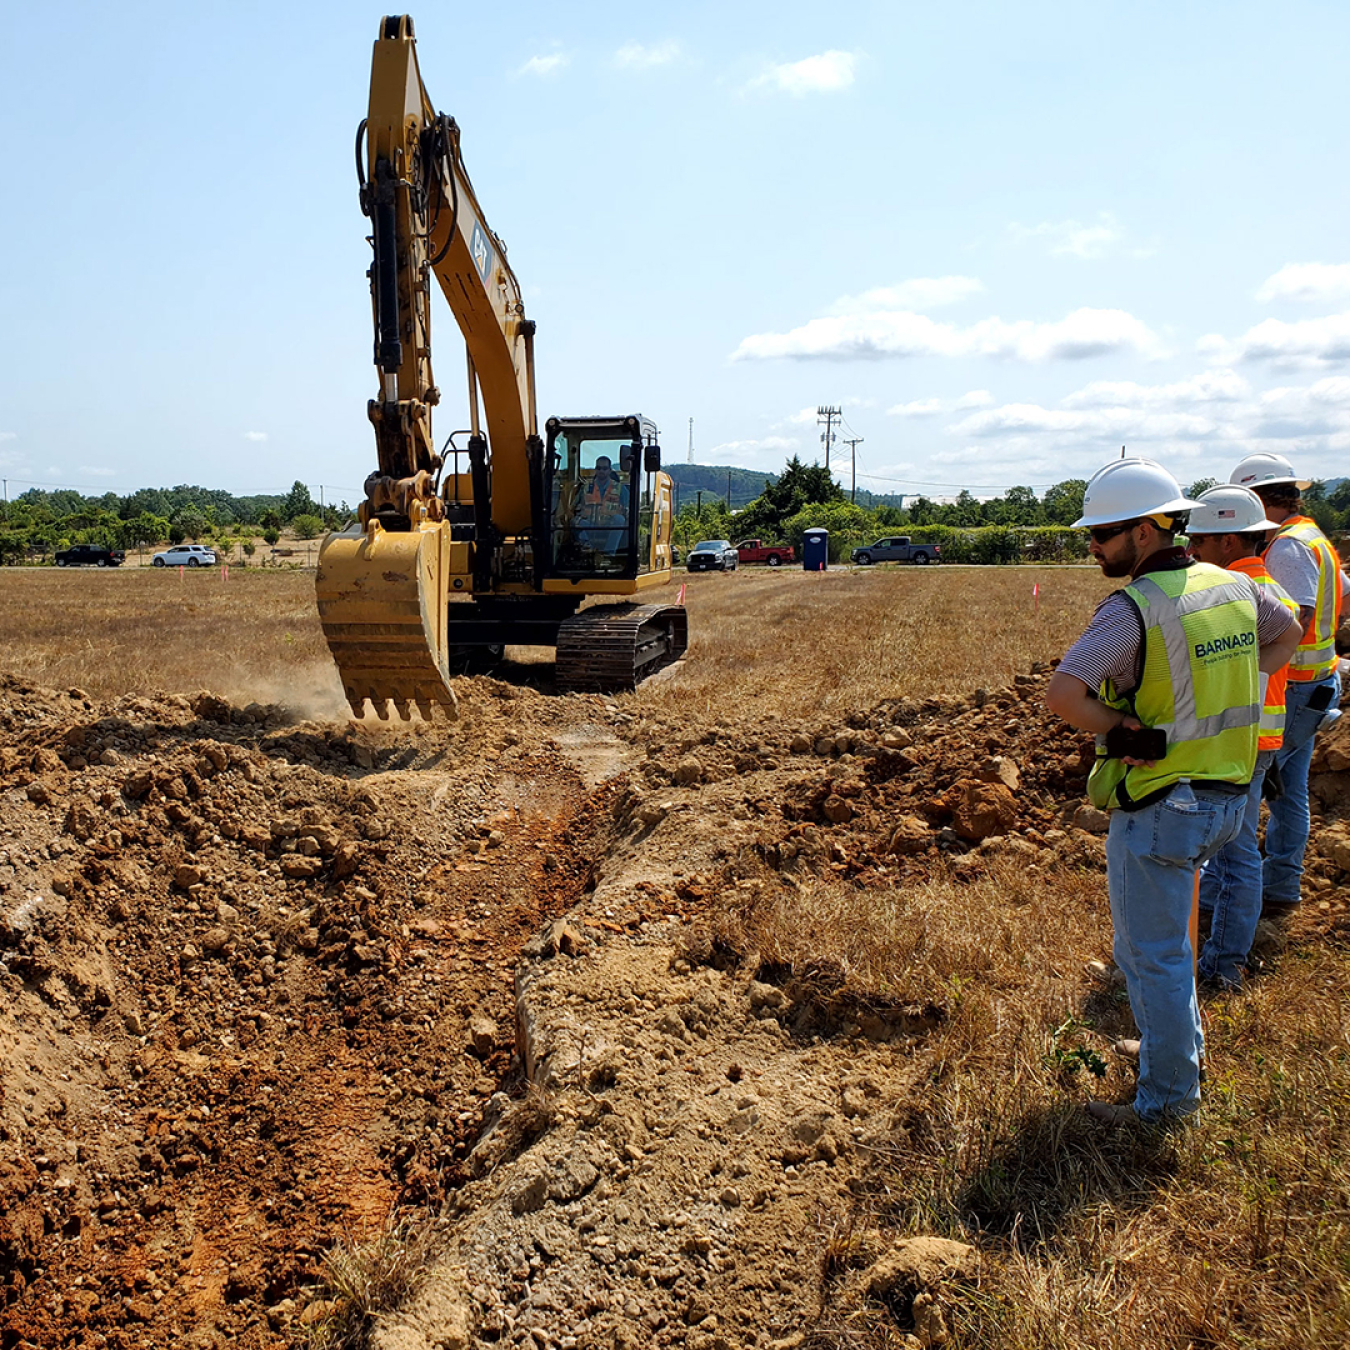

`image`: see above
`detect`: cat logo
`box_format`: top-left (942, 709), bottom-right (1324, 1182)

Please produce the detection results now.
top-left (470, 222), bottom-right (492, 282)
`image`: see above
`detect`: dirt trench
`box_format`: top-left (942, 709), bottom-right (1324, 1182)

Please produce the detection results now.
top-left (0, 674), bottom-right (630, 1349)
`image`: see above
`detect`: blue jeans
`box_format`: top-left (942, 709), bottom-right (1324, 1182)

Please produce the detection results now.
top-left (1264, 672), bottom-right (1341, 905)
top-left (1106, 785), bottom-right (1246, 1121)
top-left (1198, 749), bottom-right (1274, 987)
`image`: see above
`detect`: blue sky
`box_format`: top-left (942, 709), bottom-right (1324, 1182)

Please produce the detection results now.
top-left (2, 0), bottom-right (1348, 504)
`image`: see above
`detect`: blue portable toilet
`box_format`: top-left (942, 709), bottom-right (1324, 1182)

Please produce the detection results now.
top-left (802, 528), bottom-right (829, 572)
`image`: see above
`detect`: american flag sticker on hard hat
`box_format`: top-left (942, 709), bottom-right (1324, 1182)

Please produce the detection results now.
top-left (1217, 508), bottom-right (1236, 518)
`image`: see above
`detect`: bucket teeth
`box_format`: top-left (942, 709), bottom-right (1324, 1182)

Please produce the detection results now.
top-left (316, 522), bottom-right (460, 721)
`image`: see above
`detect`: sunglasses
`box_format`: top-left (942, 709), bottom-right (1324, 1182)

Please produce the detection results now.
top-left (1087, 520), bottom-right (1140, 545)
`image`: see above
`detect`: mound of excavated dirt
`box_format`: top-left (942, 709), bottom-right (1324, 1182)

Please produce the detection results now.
top-left (2, 664), bottom-right (1347, 1349)
top-left (362, 665), bottom-right (1350, 1350)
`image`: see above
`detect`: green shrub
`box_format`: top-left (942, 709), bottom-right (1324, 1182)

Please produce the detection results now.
top-left (291, 513), bottom-right (326, 540)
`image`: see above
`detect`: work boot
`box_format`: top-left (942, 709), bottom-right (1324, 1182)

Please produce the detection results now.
top-left (1086, 1101), bottom-right (1139, 1127)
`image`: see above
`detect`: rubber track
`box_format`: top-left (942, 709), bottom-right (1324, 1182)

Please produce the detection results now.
top-left (554, 604), bottom-right (688, 693)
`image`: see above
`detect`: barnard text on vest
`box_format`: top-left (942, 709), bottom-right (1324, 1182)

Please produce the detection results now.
top-left (1193, 631), bottom-right (1255, 662)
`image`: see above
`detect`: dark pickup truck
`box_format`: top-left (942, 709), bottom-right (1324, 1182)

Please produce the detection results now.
top-left (851, 536), bottom-right (939, 566)
top-left (54, 544), bottom-right (125, 568)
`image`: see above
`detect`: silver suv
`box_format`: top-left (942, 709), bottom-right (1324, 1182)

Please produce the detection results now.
top-left (152, 544), bottom-right (218, 568)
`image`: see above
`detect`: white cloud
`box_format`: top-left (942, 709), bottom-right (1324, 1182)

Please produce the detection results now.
top-left (706, 435), bottom-right (798, 462)
top-left (1062, 368), bottom-right (1249, 409)
top-left (242, 431), bottom-right (269, 442)
top-left (887, 399), bottom-right (942, 418)
top-left (1256, 262), bottom-right (1350, 304)
top-left (827, 277), bottom-right (984, 314)
top-left (732, 307), bottom-right (1166, 363)
top-left (955, 390), bottom-right (994, 409)
top-left (518, 52), bottom-right (569, 78)
top-left (614, 40), bottom-right (681, 69)
top-left (951, 403), bottom-right (1223, 441)
top-left (76, 466), bottom-right (117, 477)
top-left (0, 432), bottom-right (15, 442)
top-left (934, 367), bottom-right (1350, 484)
top-left (747, 50), bottom-right (857, 96)
top-left (1200, 313), bottom-right (1350, 368)
top-left (1007, 212), bottom-right (1148, 261)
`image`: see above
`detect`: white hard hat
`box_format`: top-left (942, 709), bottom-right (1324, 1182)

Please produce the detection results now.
top-left (1072, 457), bottom-right (1197, 529)
top-left (1229, 452), bottom-right (1312, 491)
top-left (1186, 484), bottom-right (1280, 535)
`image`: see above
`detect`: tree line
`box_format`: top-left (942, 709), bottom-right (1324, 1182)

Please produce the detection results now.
top-left (672, 457), bottom-right (1350, 563)
top-left (0, 482), bottom-right (355, 565)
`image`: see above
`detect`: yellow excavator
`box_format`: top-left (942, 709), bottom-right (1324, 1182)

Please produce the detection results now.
top-left (317, 15), bottom-right (687, 719)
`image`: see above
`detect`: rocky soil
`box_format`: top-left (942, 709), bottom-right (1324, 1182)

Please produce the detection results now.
top-left (2, 663), bottom-right (1347, 1350)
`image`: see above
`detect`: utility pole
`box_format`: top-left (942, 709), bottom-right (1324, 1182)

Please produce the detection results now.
top-left (727, 469), bottom-right (732, 509)
top-left (688, 418), bottom-right (694, 464)
top-left (817, 405), bottom-right (841, 471)
top-left (696, 490), bottom-right (703, 512)
top-left (843, 437), bottom-right (863, 504)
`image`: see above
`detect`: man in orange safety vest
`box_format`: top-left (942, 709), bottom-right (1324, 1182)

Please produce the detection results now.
top-left (1185, 485), bottom-right (1301, 989)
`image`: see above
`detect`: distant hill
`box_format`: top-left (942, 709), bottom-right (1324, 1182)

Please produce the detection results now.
top-left (667, 463), bottom-right (909, 512)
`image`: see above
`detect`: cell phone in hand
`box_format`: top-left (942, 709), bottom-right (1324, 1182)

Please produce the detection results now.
top-left (1105, 724), bottom-right (1168, 761)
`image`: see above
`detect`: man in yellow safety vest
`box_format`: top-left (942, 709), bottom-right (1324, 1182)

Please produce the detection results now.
top-left (1185, 486), bottom-right (1301, 990)
top-left (1229, 453), bottom-right (1346, 918)
top-left (1045, 459), bottom-right (1301, 1125)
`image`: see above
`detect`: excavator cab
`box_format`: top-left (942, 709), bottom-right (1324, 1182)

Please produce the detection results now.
top-left (544, 416), bottom-right (660, 580)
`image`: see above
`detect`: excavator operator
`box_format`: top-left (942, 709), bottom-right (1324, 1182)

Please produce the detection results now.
top-left (572, 455), bottom-right (629, 555)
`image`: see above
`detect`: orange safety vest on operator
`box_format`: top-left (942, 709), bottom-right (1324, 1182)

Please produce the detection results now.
top-left (583, 478), bottom-right (622, 520)
top-left (1227, 555), bottom-right (1298, 751)
top-left (1272, 515), bottom-right (1344, 683)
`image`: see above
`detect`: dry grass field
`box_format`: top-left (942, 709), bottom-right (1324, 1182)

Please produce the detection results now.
top-left (0, 564), bottom-right (1109, 719)
top-left (0, 567), bottom-right (346, 716)
top-left (1, 561), bottom-right (1346, 1349)
top-left (641, 565), bottom-right (1111, 720)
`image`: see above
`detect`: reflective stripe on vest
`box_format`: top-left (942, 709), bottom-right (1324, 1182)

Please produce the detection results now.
top-left (1228, 555), bottom-right (1298, 751)
top-left (1275, 517), bottom-right (1344, 682)
top-left (1088, 562), bottom-right (1259, 810)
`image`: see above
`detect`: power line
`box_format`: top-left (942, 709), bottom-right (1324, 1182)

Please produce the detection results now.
top-left (842, 437), bottom-right (863, 503)
top-left (816, 405), bottom-right (841, 471)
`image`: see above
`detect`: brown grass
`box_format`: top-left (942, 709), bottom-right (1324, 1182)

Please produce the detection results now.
top-left (0, 568), bottom-right (346, 717)
top-left (634, 566), bottom-right (1112, 723)
top-left (0, 563), bottom-right (1110, 725)
top-left (302, 1214), bottom-right (439, 1350)
top-left (720, 860), bottom-right (1350, 1349)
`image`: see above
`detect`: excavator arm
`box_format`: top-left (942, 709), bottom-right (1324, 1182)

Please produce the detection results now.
top-left (361, 16), bottom-right (537, 538)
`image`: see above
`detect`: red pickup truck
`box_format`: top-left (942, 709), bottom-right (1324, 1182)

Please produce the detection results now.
top-left (735, 539), bottom-right (795, 567)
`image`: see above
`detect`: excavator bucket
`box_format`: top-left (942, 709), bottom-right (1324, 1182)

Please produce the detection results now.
top-left (315, 520), bottom-right (459, 721)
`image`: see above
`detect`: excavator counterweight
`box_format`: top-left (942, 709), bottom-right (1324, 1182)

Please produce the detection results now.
top-left (317, 15), bottom-right (685, 716)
